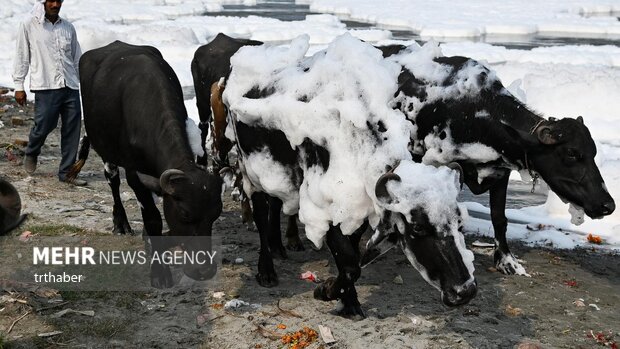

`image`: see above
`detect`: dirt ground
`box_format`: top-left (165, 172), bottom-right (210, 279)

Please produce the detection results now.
top-left (0, 92), bottom-right (619, 349)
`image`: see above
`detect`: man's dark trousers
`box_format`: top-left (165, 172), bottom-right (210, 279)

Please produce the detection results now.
top-left (25, 87), bottom-right (81, 181)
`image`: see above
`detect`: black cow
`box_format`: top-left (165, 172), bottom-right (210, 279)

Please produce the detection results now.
top-left (0, 178), bottom-right (27, 235)
top-left (382, 44), bottom-right (615, 275)
top-left (191, 33), bottom-right (262, 168)
top-left (191, 33), bottom-right (264, 235)
top-left (69, 41), bottom-right (223, 287)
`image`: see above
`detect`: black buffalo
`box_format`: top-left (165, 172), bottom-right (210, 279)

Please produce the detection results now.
top-left (382, 45), bottom-right (615, 275)
top-left (0, 178), bottom-right (27, 235)
top-left (70, 41), bottom-right (223, 287)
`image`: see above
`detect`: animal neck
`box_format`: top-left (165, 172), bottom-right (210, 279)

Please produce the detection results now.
top-left (487, 92), bottom-right (544, 134)
top-left (154, 114), bottom-right (196, 175)
top-left (483, 93), bottom-right (546, 169)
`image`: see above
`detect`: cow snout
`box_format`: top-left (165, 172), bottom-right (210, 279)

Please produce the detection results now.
top-left (442, 279), bottom-right (477, 307)
top-left (601, 201), bottom-right (615, 216)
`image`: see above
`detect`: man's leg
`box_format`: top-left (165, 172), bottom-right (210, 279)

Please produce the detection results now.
top-left (24, 90), bottom-right (62, 172)
top-left (58, 88), bottom-right (82, 182)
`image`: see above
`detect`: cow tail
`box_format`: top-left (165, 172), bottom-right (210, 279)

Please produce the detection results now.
top-left (66, 135), bottom-right (91, 180)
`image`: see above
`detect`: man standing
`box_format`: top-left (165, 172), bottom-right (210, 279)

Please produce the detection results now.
top-left (13, 0), bottom-right (86, 186)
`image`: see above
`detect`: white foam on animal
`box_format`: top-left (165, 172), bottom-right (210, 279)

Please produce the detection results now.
top-left (383, 161), bottom-right (475, 278)
top-left (226, 34), bottom-right (449, 248)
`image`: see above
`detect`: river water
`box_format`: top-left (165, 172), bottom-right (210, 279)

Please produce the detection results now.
top-left (202, 0), bottom-right (618, 209)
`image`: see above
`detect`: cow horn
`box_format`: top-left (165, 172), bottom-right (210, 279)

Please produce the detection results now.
top-left (160, 169), bottom-right (186, 195)
top-left (0, 178), bottom-right (27, 235)
top-left (447, 162), bottom-right (464, 189)
top-left (576, 115), bottom-right (584, 124)
top-left (375, 172), bottom-right (401, 203)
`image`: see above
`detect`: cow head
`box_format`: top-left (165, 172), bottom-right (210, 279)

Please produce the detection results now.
top-left (525, 117), bottom-right (615, 219)
top-left (0, 178), bottom-right (27, 235)
top-left (138, 168), bottom-right (223, 280)
top-left (364, 163), bottom-right (477, 306)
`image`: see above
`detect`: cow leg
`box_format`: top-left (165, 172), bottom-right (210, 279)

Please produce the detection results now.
top-left (196, 121), bottom-right (209, 167)
top-left (268, 196), bottom-right (287, 259)
top-left (490, 172), bottom-right (529, 276)
top-left (240, 192), bottom-right (254, 230)
top-left (285, 214), bottom-right (304, 251)
top-left (461, 162), bottom-right (496, 195)
top-left (104, 163), bottom-right (133, 235)
top-left (314, 223), bottom-right (367, 318)
top-left (347, 222), bottom-right (367, 256)
top-left (125, 170), bottom-right (173, 288)
top-left (253, 192), bottom-right (278, 287)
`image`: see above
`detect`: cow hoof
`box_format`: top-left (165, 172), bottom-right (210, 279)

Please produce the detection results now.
top-left (113, 223), bottom-right (133, 235)
top-left (151, 265), bottom-right (174, 288)
top-left (334, 299), bottom-right (366, 319)
top-left (256, 272), bottom-right (278, 288)
top-left (313, 277), bottom-right (338, 301)
top-left (286, 238), bottom-right (305, 251)
top-left (495, 252), bottom-right (531, 277)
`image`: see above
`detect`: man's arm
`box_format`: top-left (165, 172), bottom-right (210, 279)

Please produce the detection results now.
top-left (12, 21), bottom-right (30, 105)
top-left (71, 25), bottom-right (82, 80)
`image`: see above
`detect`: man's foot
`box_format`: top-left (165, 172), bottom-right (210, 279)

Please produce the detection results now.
top-left (60, 177), bottom-right (87, 186)
top-left (23, 155), bottom-right (37, 174)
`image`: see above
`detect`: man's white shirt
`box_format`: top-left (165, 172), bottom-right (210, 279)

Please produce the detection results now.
top-left (12, 15), bottom-right (81, 91)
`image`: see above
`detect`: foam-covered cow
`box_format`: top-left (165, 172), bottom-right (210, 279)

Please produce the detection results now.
top-left (381, 43), bottom-right (615, 275)
top-left (191, 33), bottom-right (263, 234)
top-left (222, 35), bottom-right (477, 316)
top-left (68, 41), bottom-right (223, 287)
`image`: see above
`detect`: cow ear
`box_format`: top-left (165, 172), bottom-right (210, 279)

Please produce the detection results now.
top-left (576, 115), bottom-right (584, 124)
top-left (136, 172), bottom-right (162, 195)
top-left (360, 229), bottom-right (398, 268)
top-left (536, 125), bottom-right (558, 145)
top-left (446, 162), bottom-right (464, 190)
top-left (160, 169), bottom-right (187, 195)
top-left (375, 172), bottom-right (401, 204)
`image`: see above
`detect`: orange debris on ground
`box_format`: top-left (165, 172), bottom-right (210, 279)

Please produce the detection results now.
top-left (587, 233), bottom-right (603, 244)
top-left (281, 326), bottom-right (319, 349)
